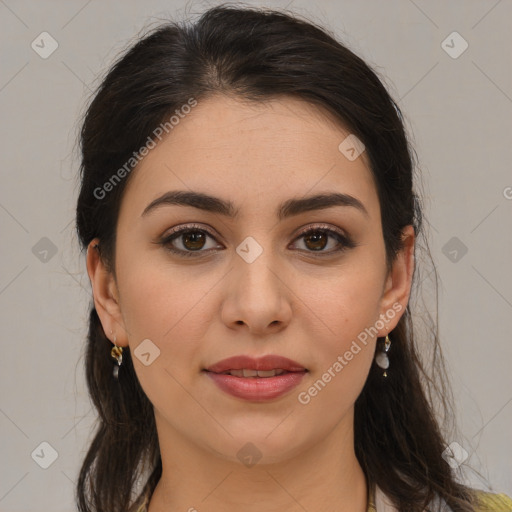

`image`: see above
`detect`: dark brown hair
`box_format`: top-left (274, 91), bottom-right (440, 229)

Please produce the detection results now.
top-left (75, 4), bottom-right (478, 511)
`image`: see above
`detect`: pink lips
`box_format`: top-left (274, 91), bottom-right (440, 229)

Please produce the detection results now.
top-left (203, 354), bottom-right (308, 402)
top-left (205, 354), bottom-right (307, 373)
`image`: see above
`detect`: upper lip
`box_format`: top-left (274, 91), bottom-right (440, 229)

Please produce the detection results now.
top-left (204, 355), bottom-right (307, 373)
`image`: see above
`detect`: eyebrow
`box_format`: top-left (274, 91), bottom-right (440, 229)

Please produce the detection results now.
top-left (141, 190), bottom-right (369, 220)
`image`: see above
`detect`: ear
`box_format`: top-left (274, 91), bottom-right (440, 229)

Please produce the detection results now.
top-left (376, 225), bottom-right (415, 336)
top-left (86, 238), bottom-right (129, 347)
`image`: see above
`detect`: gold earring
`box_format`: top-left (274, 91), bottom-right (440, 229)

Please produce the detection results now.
top-left (110, 330), bottom-right (123, 380)
top-left (375, 334), bottom-right (391, 377)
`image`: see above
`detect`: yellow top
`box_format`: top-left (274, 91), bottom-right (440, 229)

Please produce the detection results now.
top-left (471, 490), bottom-right (512, 511)
top-left (134, 485), bottom-right (512, 511)
top-left (366, 486), bottom-right (512, 512)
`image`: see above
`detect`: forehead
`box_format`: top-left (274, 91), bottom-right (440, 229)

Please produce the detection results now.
top-left (120, 94), bottom-right (378, 220)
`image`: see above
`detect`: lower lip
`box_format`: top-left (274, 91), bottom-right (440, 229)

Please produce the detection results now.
top-left (204, 371), bottom-right (307, 402)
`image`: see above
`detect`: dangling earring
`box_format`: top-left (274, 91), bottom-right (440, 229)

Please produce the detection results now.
top-left (375, 334), bottom-right (391, 377)
top-left (110, 330), bottom-right (123, 380)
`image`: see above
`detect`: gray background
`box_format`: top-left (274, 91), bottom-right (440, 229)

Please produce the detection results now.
top-left (1, 0), bottom-right (511, 510)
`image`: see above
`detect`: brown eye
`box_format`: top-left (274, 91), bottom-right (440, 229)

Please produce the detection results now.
top-left (159, 225), bottom-right (221, 257)
top-left (292, 226), bottom-right (356, 255)
top-left (303, 231), bottom-right (328, 251)
top-left (158, 224), bottom-right (355, 259)
top-left (181, 231), bottom-right (207, 250)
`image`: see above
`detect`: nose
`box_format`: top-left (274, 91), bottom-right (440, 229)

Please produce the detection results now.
top-left (220, 250), bottom-right (293, 335)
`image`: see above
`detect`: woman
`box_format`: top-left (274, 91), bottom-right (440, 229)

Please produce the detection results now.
top-left (75, 5), bottom-right (511, 512)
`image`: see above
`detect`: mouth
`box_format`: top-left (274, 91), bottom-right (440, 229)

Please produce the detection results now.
top-left (203, 367), bottom-right (308, 402)
top-left (204, 354), bottom-right (308, 376)
top-left (204, 368), bottom-right (308, 378)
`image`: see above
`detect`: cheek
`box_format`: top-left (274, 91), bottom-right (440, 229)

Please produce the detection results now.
top-left (117, 250), bottom-right (211, 336)
top-left (116, 258), bottom-right (215, 414)
top-left (296, 252), bottom-right (385, 383)
top-left (115, 255), bottom-right (221, 391)
top-left (294, 272), bottom-right (382, 416)
top-left (305, 260), bottom-right (385, 339)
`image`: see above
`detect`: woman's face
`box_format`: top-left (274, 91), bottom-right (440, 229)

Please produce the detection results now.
top-left (88, 94), bottom-right (413, 465)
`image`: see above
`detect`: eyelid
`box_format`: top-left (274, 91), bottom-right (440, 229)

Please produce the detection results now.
top-left (162, 222), bottom-right (349, 240)
top-left (157, 222), bottom-right (354, 257)
top-left (290, 223), bottom-right (355, 255)
top-left (293, 222), bottom-right (348, 240)
top-left (159, 223), bottom-right (222, 255)
top-left (163, 222), bottom-right (219, 240)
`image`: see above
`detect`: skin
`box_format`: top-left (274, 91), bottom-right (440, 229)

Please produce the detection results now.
top-left (86, 94), bottom-right (415, 512)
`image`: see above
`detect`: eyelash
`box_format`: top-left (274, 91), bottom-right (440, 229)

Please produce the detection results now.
top-left (157, 223), bottom-right (356, 258)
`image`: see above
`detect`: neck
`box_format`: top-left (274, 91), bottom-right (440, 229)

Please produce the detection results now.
top-left (148, 409), bottom-right (368, 512)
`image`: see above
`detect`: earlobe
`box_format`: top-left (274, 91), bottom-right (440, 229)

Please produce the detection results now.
top-left (377, 225), bottom-right (415, 335)
top-left (86, 238), bottom-right (129, 346)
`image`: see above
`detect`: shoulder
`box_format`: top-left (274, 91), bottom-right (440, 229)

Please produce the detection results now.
top-left (472, 489), bottom-right (512, 511)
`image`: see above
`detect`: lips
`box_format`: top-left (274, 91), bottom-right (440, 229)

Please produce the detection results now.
top-left (203, 355), bottom-right (308, 401)
top-left (204, 354), bottom-right (307, 374)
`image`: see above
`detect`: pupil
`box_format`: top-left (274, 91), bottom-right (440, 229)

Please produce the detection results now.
top-left (184, 232), bottom-right (205, 250)
top-left (305, 232), bottom-right (326, 251)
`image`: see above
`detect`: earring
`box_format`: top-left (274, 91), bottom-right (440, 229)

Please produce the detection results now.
top-left (375, 334), bottom-right (391, 377)
top-left (110, 330), bottom-right (123, 380)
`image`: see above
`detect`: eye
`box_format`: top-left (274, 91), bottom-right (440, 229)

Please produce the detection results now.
top-left (158, 224), bottom-right (222, 258)
top-left (157, 223), bottom-right (355, 258)
top-left (291, 224), bottom-right (355, 255)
